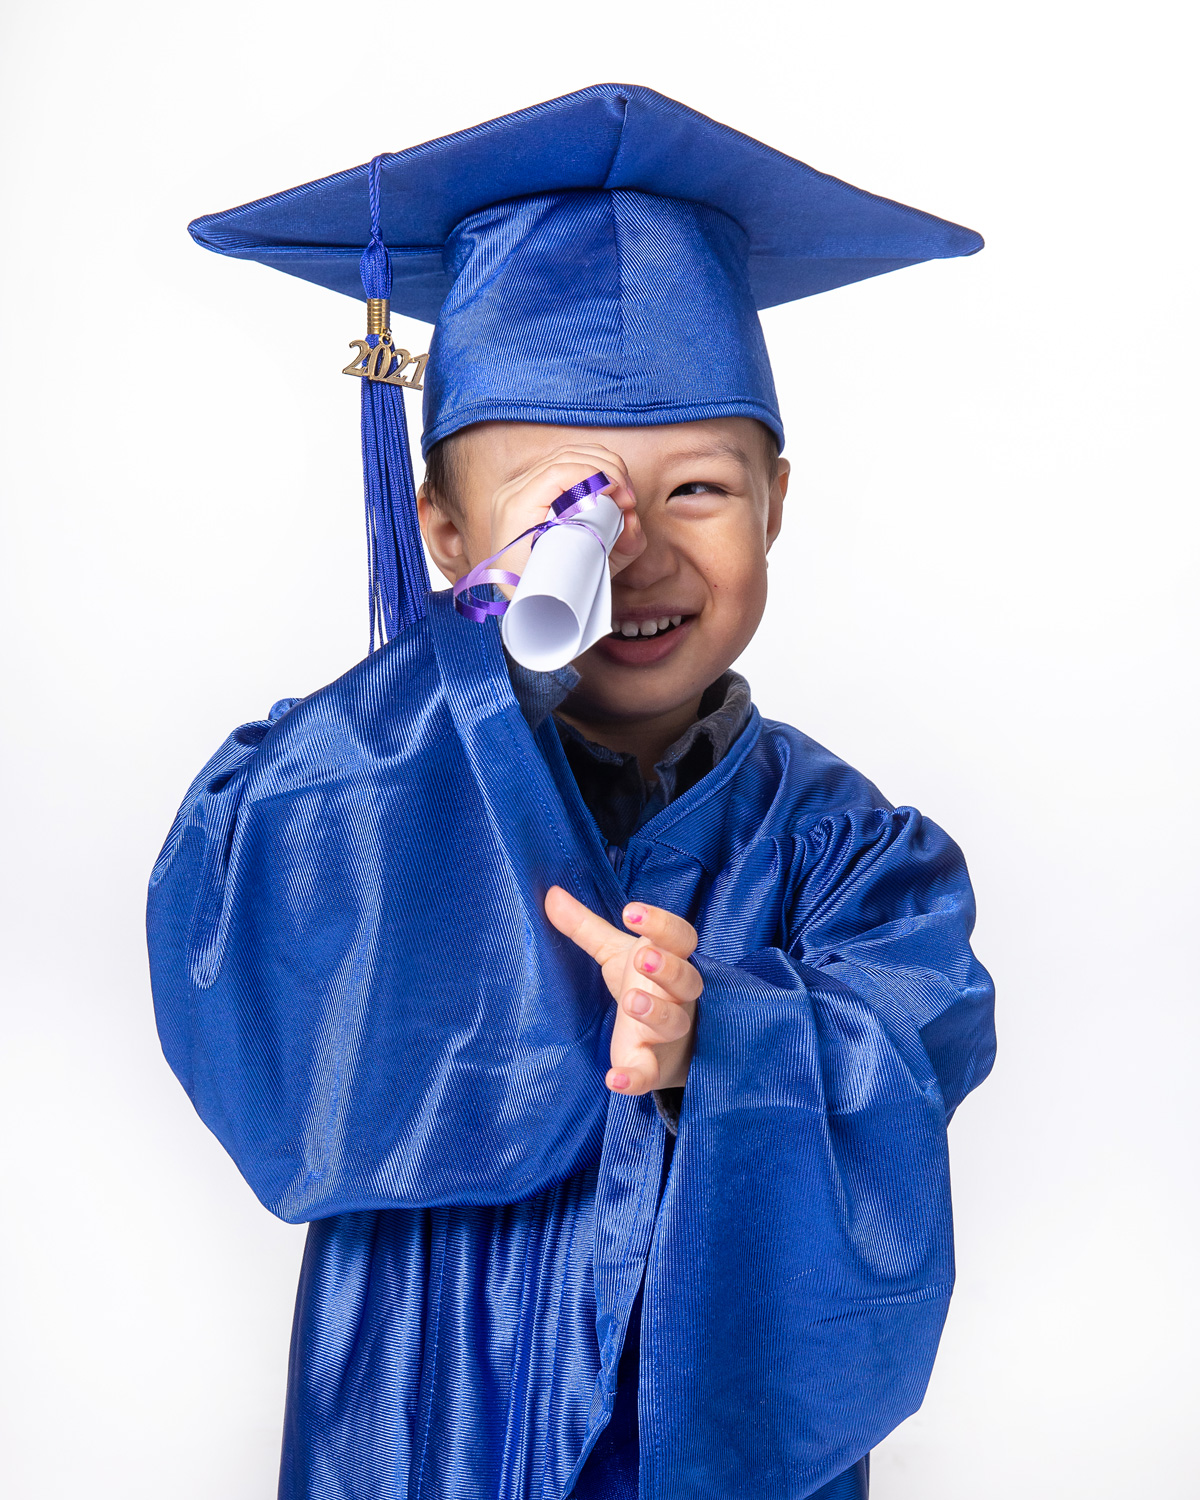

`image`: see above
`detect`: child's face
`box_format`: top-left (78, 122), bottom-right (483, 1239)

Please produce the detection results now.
top-left (422, 417), bottom-right (788, 729)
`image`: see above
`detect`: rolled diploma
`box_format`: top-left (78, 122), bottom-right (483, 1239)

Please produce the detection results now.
top-left (501, 493), bottom-right (625, 672)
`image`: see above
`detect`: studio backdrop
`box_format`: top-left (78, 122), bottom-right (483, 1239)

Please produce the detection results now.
top-left (0, 2), bottom-right (1195, 1497)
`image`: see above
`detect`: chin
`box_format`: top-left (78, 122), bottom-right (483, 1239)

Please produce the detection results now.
top-left (568, 607), bottom-right (752, 720)
top-left (571, 656), bottom-right (723, 724)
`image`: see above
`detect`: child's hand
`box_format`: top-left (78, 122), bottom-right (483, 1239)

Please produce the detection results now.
top-left (486, 445), bottom-right (646, 592)
top-left (545, 886), bottom-right (701, 1096)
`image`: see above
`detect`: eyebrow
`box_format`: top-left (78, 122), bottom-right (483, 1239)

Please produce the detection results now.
top-left (496, 436), bottom-right (756, 488)
top-left (659, 439), bottom-right (755, 469)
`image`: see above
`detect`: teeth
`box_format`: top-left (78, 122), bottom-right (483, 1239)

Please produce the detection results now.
top-left (610, 615), bottom-right (687, 638)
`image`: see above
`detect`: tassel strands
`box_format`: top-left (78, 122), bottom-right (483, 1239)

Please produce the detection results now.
top-left (358, 155), bottom-right (428, 651)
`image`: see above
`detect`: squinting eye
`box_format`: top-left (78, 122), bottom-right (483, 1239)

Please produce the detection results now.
top-left (668, 481), bottom-right (726, 498)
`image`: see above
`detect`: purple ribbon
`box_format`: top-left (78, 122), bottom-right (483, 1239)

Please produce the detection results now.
top-left (453, 471), bottom-right (612, 623)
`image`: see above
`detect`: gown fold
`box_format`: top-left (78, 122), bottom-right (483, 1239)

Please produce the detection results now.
top-left (147, 589), bottom-right (995, 1499)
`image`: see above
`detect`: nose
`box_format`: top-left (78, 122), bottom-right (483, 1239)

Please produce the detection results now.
top-left (612, 508), bottom-right (678, 594)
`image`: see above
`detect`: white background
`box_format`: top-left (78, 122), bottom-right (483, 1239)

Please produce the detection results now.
top-left (1, 2), bottom-right (1196, 1495)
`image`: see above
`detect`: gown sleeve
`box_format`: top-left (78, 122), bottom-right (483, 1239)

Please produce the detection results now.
top-left (640, 804), bottom-right (995, 1499)
top-left (146, 645), bottom-right (617, 1224)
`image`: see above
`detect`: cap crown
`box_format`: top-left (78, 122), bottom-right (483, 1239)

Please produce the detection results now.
top-left (424, 188), bottom-right (780, 452)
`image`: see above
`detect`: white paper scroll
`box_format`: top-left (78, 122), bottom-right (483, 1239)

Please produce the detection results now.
top-left (500, 494), bottom-right (625, 672)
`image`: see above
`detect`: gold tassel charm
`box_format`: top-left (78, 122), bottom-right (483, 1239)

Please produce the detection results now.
top-left (343, 298), bottom-right (429, 389)
top-left (366, 298), bottom-right (390, 337)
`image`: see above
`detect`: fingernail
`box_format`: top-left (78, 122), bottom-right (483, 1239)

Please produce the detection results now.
top-left (626, 906), bottom-right (645, 925)
top-left (610, 1072), bottom-right (630, 1090)
top-left (628, 991), bottom-right (652, 1015)
top-left (639, 949), bottom-right (661, 974)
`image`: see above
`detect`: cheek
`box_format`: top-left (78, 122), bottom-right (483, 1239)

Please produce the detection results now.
top-left (456, 500), bottom-right (500, 566)
top-left (697, 523), bottom-right (769, 637)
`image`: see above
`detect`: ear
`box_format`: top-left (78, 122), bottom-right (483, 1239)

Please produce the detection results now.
top-left (417, 484), bottom-right (467, 585)
top-left (765, 457), bottom-right (790, 552)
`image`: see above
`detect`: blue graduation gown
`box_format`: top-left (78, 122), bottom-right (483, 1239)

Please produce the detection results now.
top-left (147, 590), bottom-right (995, 1499)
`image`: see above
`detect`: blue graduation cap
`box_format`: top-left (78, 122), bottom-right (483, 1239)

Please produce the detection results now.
top-left (189, 83), bottom-right (982, 648)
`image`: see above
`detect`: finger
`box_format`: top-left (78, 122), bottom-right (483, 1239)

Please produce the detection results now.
top-left (504, 451), bottom-right (641, 570)
top-left (612, 509), bottom-right (643, 546)
top-left (499, 461), bottom-right (621, 509)
top-left (610, 1000), bottom-right (693, 1094)
top-left (516, 450), bottom-right (636, 507)
top-left (629, 943), bottom-right (703, 1005)
top-left (544, 886), bottom-right (628, 968)
top-left (624, 906), bottom-right (699, 960)
top-left (608, 511), bottom-right (646, 573)
top-left (539, 442), bottom-right (632, 482)
top-left (612, 516), bottom-right (643, 554)
top-left (522, 443), bottom-right (629, 470)
top-left (606, 1055), bottom-right (661, 1095)
top-left (573, 449), bottom-right (637, 509)
top-left (495, 461), bottom-right (630, 518)
top-left (623, 903), bottom-right (698, 960)
top-left (620, 987), bottom-right (693, 1042)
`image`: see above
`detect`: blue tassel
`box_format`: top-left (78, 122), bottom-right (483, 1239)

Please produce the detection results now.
top-left (359, 156), bottom-right (427, 651)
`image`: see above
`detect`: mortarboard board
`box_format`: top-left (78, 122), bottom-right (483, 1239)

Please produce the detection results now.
top-left (189, 83), bottom-right (982, 650)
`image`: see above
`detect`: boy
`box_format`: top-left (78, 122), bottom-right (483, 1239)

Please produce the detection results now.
top-left (420, 417), bottom-right (781, 1102)
top-left (149, 85), bottom-right (995, 1500)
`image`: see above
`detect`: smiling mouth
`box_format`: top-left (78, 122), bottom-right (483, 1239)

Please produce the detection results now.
top-left (594, 613), bottom-right (696, 666)
top-left (609, 614), bottom-right (686, 640)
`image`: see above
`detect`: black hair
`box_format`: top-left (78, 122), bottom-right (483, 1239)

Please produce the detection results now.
top-left (421, 432), bottom-right (465, 520)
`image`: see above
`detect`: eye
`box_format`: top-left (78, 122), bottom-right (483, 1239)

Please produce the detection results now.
top-left (668, 480), bottom-right (727, 498)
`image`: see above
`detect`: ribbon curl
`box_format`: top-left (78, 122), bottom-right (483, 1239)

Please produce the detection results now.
top-left (453, 471), bottom-right (612, 624)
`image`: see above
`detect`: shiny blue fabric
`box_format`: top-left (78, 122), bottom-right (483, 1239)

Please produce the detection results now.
top-left (185, 82), bottom-right (984, 646)
top-left (187, 82), bottom-right (983, 457)
top-left (188, 83), bottom-right (982, 323)
top-left (148, 590), bottom-right (995, 1499)
top-left (423, 188), bottom-right (781, 452)
top-left (357, 179), bottom-right (428, 645)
